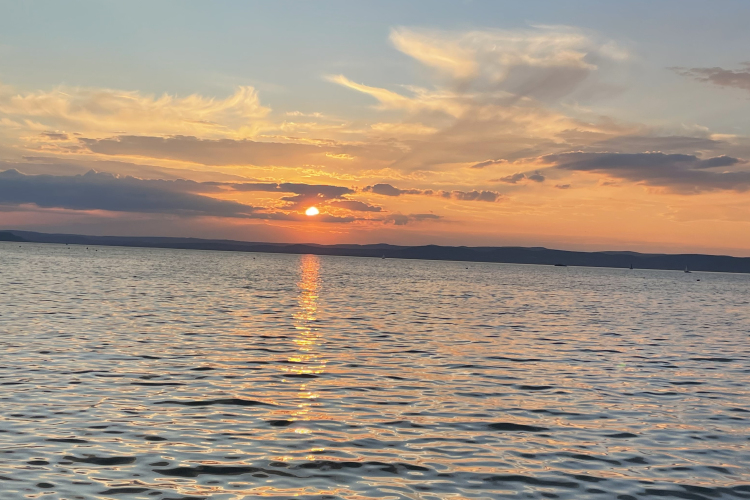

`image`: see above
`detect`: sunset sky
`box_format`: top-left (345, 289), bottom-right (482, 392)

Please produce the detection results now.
top-left (2, 1), bottom-right (750, 255)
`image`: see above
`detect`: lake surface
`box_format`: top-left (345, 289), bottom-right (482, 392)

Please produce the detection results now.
top-left (0, 242), bottom-right (748, 500)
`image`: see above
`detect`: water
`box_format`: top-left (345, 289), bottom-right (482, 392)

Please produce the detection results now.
top-left (0, 242), bottom-right (749, 500)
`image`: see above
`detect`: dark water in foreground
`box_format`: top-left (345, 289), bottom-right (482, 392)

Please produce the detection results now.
top-left (0, 243), bottom-right (749, 500)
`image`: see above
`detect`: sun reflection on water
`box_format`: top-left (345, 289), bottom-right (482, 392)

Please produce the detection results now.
top-left (288, 254), bottom-right (325, 428)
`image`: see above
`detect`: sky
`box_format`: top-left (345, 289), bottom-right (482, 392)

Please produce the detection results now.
top-left (1, 1), bottom-right (750, 255)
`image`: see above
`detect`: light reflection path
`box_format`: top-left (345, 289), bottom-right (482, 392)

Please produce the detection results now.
top-left (287, 255), bottom-right (325, 455)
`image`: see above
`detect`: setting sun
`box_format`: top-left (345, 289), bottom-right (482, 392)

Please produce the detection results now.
top-left (305, 206), bottom-right (319, 216)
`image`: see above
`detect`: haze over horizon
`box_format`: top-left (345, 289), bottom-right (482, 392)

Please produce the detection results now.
top-left (2, 1), bottom-right (750, 256)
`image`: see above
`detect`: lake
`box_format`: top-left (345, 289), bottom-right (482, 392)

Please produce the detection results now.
top-left (0, 242), bottom-right (748, 499)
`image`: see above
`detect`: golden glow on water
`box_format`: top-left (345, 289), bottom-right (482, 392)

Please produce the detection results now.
top-left (288, 254), bottom-right (325, 426)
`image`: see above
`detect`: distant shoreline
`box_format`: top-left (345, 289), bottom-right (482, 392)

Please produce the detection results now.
top-left (2, 229), bottom-right (749, 274)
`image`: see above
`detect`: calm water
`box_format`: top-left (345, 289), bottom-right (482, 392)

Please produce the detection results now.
top-left (1, 243), bottom-right (749, 500)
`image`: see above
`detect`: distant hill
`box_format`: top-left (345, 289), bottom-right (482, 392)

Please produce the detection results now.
top-left (3, 229), bottom-right (750, 274)
top-left (0, 231), bottom-right (26, 242)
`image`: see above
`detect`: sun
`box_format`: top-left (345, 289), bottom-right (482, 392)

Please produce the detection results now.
top-left (305, 206), bottom-right (319, 216)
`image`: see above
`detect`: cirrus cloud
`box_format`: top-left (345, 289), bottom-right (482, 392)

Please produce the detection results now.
top-left (0, 82), bottom-right (270, 138)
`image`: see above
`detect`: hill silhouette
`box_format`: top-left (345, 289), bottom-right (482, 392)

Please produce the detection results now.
top-left (4, 230), bottom-right (749, 274)
top-left (0, 231), bottom-right (26, 242)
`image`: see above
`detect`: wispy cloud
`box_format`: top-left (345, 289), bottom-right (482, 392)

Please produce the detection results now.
top-left (364, 183), bottom-right (502, 202)
top-left (385, 213), bottom-right (442, 225)
top-left (0, 83), bottom-right (270, 138)
top-left (330, 26), bottom-right (635, 172)
top-left (389, 25), bottom-right (628, 99)
top-left (78, 134), bottom-right (398, 168)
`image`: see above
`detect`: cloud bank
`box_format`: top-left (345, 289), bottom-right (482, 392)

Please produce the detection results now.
top-left (543, 152), bottom-right (750, 193)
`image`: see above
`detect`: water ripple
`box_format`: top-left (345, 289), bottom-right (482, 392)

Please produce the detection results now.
top-left (0, 242), bottom-right (749, 499)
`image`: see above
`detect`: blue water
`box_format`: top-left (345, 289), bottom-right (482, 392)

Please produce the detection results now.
top-left (0, 242), bottom-right (748, 499)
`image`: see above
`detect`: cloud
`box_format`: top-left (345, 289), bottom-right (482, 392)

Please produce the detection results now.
top-left (470, 159), bottom-right (508, 169)
top-left (444, 190), bottom-right (503, 202)
top-left (496, 172), bottom-right (526, 184)
top-left (542, 152), bottom-right (750, 193)
top-left (217, 181), bottom-right (355, 209)
top-left (384, 213), bottom-right (442, 226)
top-left (5, 27), bottom-right (638, 179)
top-left (389, 26), bottom-right (628, 100)
top-left (364, 183), bottom-right (501, 202)
top-left (555, 184), bottom-right (571, 189)
top-left (363, 183), bottom-right (430, 197)
top-left (40, 132), bottom-right (70, 141)
top-left (494, 171), bottom-right (545, 184)
top-left (0, 83), bottom-right (270, 137)
top-left (81, 135), bottom-right (327, 167)
top-left (228, 181), bottom-right (352, 197)
top-left (527, 172), bottom-right (546, 182)
top-left (0, 169), bottom-right (258, 218)
top-left (331, 27), bottom-right (635, 172)
top-left (0, 170), bottom-right (368, 221)
top-left (673, 64), bottom-right (750, 92)
top-left (328, 74), bottom-right (468, 117)
top-left (78, 134), bottom-right (400, 169)
top-left (370, 122), bottom-right (438, 136)
top-left (590, 135), bottom-right (724, 153)
top-left (0, 156), bottom-right (247, 182)
top-left (328, 200), bottom-right (382, 212)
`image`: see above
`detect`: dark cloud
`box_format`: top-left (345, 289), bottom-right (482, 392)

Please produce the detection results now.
top-left (695, 155), bottom-right (739, 168)
top-left (364, 183), bottom-right (500, 202)
top-left (555, 184), bottom-right (571, 189)
top-left (527, 172), bottom-right (546, 182)
top-left (328, 200), bottom-right (382, 212)
top-left (386, 214), bottom-right (410, 225)
top-left (364, 183), bottom-right (428, 197)
top-left (384, 213), bottom-right (442, 225)
top-left (0, 170), bottom-right (362, 222)
top-left (591, 135), bottom-right (724, 153)
top-left (445, 190), bottom-right (502, 202)
top-left (494, 171), bottom-right (545, 184)
top-left (226, 182), bottom-right (354, 209)
top-left (210, 182), bottom-right (353, 197)
top-left (40, 132), bottom-right (70, 141)
top-left (497, 172), bottom-right (526, 184)
top-left (0, 169), bottom-right (257, 218)
top-left (251, 211), bottom-right (355, 223)
top-left (470, 159), bottom-right (508, 169)
top-left (411, 213), bottom-right (441, 221)
top-left (673, 64), bottom-right (750, 92)
top-left (542, 152), bottom-right (750, 193)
